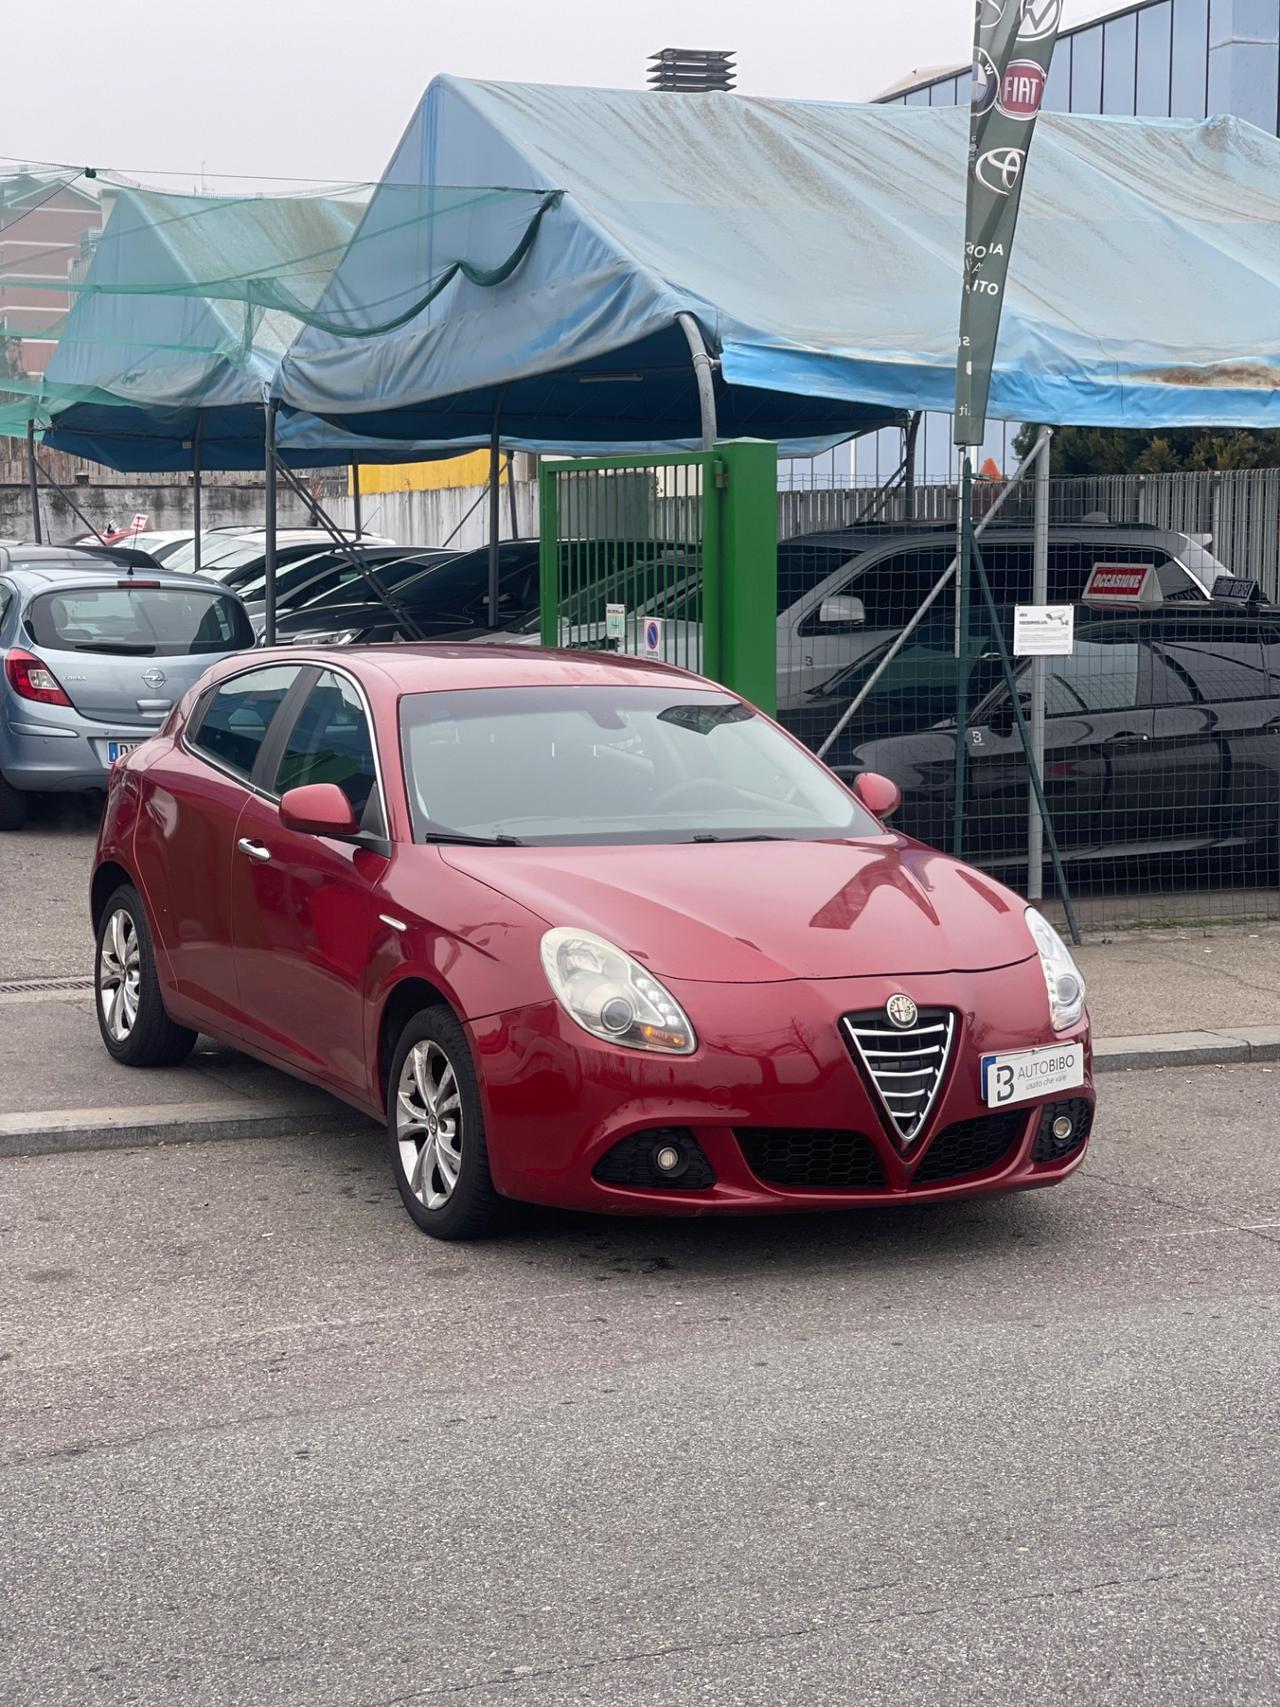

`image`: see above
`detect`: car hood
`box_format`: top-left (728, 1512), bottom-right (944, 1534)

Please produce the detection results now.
top-left (440, 838), bottom-right (1036, 982)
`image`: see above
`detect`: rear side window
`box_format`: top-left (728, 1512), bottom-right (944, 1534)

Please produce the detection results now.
top-left (189, 666), bottom-right (299, 780)
top-left (1155, 625), bottom-right (1267, 703)
top-left (274, 670), bottom-right (379, 818)
top-left (27, 585), bottom-right (253, 656)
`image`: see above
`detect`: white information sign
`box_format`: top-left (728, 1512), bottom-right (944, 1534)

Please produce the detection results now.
top-left (1013, 604), bottom-right (1074, 657)
top-left (130, 512), bottom-right (149, 532)
top-left (605, 603), bottom-right (626, 642)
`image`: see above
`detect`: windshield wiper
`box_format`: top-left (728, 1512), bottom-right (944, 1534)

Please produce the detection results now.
top-left (421, 830), bottom-right (524, 847)
top-left (72, 642), bottom-right (156, 654)
top-left (689, 832), bottom-right (788, 843)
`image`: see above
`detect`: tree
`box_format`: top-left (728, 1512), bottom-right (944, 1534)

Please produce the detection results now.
top-left (1011, 423), bottom-right (1280, 475)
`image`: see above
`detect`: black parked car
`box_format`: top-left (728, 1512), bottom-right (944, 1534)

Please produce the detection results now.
top-left (830, 604), bottom-right (1280, 876)
top-left (269, 539), bottom-right (545, 645)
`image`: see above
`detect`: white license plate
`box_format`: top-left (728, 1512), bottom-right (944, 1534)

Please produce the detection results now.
top-left (107, 740), bottom-right (144, 763)
top-left (981, 1043), bottom-right (1084, 1108)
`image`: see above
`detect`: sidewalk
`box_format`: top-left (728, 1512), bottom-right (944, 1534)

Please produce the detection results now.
top-left (1, 923), bottom-right (1276, 1160)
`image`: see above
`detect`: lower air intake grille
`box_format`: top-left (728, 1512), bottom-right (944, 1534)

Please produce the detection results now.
top-left (736, 1128), bottom-right (887, 1190)
top-left (1031, 1098), bottom-right (1094, 1163)
top-left (912, 1110), bottom-right (1027, 1184)
top-left (592, 1129), bottom-right (715, 1190)
top-left (843, 1005), bottom-right (955, 1145)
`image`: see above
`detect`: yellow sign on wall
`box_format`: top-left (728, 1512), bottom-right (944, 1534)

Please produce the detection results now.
top-left (351, 450), bottom-right (507, 494)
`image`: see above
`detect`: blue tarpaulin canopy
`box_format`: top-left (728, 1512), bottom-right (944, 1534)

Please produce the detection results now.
top-left (279, 80), bottom-right (1280, 447)
top-left (31, 187), bottom-right (455, 471)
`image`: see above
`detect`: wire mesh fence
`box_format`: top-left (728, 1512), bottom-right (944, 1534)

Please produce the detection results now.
top-left (771, 476), bottom-right (1280, 932)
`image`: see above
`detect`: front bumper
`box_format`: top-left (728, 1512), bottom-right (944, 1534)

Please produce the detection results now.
top-left (468, 957), bottom-right (1094, 1216)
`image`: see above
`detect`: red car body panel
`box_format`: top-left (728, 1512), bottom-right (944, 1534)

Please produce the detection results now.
top-left (94, 645), bottom-right (1095, 1215)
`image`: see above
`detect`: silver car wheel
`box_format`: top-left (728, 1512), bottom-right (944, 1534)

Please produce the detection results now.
top-left (98, 907), bottom-right (142, 1042)
top-left (395, 1040), bottom-right (464, 1211)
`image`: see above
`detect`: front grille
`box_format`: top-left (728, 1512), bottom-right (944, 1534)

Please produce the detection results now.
top-left (1031, 1098), bottom-right (1094, 1163)
top-left (842, 1005), bottom-right (955, 1146)
top-left (592, 1129), bottom-right (715, 1190)
top-left (912, 1110), bottom-right (1027, 1184)
top-left (736, 1128), bottom-right (887, 1190)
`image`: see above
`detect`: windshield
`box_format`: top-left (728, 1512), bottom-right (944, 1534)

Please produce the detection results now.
top-left (165, 535), bottom-right (256, 576)
top-left (400, 685), bottom-right (877, 845)
top-left (811, 623), bottom-right (1005, 739)
top-left (27, 585), bottom-right (253, 655)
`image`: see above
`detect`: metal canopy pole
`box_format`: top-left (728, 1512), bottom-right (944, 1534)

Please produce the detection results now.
top-left (506, 451), bottom-right (520, 540)
top-left (191, 412), bottom-right (204, 575)
top-left (32, 453), bottom-right (107, 543)
top-left (488, 386), bottom-right (507, 628)
top-left (263, 398), bottom-right (280, 646)
top-left (903, 412), bottom-right (921, 520)
top-left (26, 420), bottom-right (42, 543)
top-left (1026, 428), bottom-right (1052, 899)
top-left (951, 452), bottom-right (973, 858)
top-left (677, 312), bottom-right (718, 450)
top-left (352, 458), bottom-right (363, 538)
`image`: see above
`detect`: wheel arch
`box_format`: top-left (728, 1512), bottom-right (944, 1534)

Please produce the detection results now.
top-left (376, 975), bottom-right (458, 1112)
top-left (91, 861), bottom-right (135, 931)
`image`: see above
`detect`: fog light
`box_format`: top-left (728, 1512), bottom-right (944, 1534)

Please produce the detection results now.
top-left (1052, 1115), bottom-right (1074, 1141)
top-left (654, 1144), bottom-right (682, 1173)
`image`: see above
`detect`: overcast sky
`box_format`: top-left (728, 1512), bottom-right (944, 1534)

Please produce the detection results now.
top-left (10, 0), bottom-right (1123, 189)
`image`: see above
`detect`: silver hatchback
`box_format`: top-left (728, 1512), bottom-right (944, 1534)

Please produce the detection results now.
top-left (0, 548), bottom-right (254, 829)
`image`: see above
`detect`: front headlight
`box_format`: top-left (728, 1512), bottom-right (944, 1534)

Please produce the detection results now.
top-left (540, 927), bottom-right (697, 1054)
top-left (1026, 908), bottom-right (1086, 1032)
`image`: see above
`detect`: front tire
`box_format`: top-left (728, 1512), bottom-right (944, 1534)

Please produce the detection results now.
top-left (386, 1006), bottom-right (509, 1240)
top-left (94, 885), bottom-right (197, 1067)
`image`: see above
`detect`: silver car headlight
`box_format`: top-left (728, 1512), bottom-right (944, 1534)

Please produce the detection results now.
top-left (540, 927), bottom-right (696, 1054)
top-left (1026, 908), bottom-right (1086, 1032)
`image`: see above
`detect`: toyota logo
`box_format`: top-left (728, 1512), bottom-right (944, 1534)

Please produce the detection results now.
top-left (976, 0), bottom-right (1004, 25)
top-left (975, 146), bottom-right (1026, 195)
top-left (142, 667), bottom-right (167, 690)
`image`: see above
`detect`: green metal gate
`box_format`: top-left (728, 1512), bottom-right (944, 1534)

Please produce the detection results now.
top-left (538, 442), bottom-right (778, 713)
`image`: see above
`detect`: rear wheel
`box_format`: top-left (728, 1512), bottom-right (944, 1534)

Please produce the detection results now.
top-left (0, 773), bottom-right (27, 831)
top-left (385, 1006), bottom-right (510, 1240)
top-left (94, 885), bottom-right (197, 1067)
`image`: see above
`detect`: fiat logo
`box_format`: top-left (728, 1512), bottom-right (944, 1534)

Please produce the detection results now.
top-left (142, 667), bottom-right (167, 690)
top-left (886, 993), bottom-right (918, 1029)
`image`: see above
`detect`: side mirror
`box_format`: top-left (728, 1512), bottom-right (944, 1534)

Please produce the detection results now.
top-left (852, 771), bottom-right (902, 819)
top-left (279, 782), bottom-right (359, 838)
top-left (818, 595), bottom-right (865, 627)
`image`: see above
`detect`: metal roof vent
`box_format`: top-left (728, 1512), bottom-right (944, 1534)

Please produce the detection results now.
top-left (647, 49), bottom-right (736, 93)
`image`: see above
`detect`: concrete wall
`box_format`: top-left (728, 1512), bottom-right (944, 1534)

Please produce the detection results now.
top-left (329, 481), bottom-right (539, 549)
top-left (0, 479), bottom-right (318, 544)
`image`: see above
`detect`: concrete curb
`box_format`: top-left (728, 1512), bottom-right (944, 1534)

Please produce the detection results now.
top-left (1093, 1026), bottom-right (1280, 1074)
top-left (0, 1099), bottom-right (369, 1161)
top-left (0, 1030), bottom-right (1276, 1162)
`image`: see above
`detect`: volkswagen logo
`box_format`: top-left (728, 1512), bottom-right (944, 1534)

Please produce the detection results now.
top-left (975, 146), bottom-right (1026, 195)
top-left (886, 993), bottom-right (918, 1030)
top-left (1018, 0), bottom-right (1062, 41)
top-left (142, 667), bottom-right (167, 690)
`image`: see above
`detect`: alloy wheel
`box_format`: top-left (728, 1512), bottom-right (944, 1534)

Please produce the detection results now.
top-left (395, 1039), bottom-right (464, 1211)
top-left (98, 907), bottom-right (141, 1043)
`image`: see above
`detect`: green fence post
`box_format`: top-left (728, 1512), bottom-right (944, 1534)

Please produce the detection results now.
top-left (539, 462), bottom-right (560, 647)
top-left (715, 440), bottom-right (777, 714)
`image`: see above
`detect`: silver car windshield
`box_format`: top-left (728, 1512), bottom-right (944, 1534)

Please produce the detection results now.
top-left (400, 684), bottom-right (877, 845)
top-left (27, 585), bottom-right (253, 656)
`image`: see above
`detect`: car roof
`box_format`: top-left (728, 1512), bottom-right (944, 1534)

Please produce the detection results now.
top-left (250, 641), bottom-right (705, 695)
top-left (2, 561), bottom-right (249, 595)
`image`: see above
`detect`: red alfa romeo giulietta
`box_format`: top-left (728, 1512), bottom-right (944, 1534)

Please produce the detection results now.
top-left (92, 645), bottom-right (1093, 1239)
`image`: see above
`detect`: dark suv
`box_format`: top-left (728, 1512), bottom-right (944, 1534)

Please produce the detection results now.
top-left (830, 603), bottom-right (1280, 877)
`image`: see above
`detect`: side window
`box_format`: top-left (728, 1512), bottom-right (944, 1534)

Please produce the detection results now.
top-left (1046, 638), bottom-right (1142, 713)
top-left (1156, 627), bottom-right (1267, 704)
top-left (189, 666), bottom-right (299, 780)
top-left (0, 579), bottom-right (13, 630)
top-left (1261, 624), bottom-right (1280, 691)
top-left (274, 670), bottom-right (379, 821)
top-left (799, 550), bottom-right (954, 636)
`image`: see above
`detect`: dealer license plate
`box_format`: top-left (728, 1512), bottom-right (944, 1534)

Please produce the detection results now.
top-left (107, 740), bottom-right (144, 763)
top-left (981, 1043), bottom-right (1084, 1108)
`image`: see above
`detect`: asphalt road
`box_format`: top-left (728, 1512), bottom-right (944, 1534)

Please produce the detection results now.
top-left (2, 1064), bottom-right (1278, 1706)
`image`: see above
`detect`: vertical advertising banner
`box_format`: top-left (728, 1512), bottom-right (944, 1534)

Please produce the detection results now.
top-left (954, 0), bottom-right (1063, 446)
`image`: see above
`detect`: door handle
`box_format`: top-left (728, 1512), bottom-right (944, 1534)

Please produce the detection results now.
top-left (237, 838), bottom-right (271, 863)
top-left (1103, 733), bottom-right (1151, 748)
